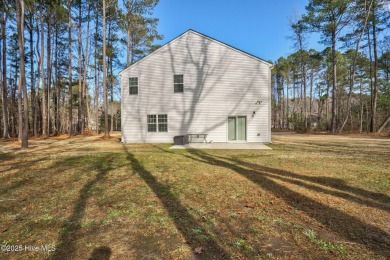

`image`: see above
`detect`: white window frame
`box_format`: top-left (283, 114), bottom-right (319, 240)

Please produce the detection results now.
top-left (129, 77), bottom-right (138, 95)
top-left (147, 114), bottom-right (168, 132)
top-left (158, 114), bottom-right (168, 132)
top-left (147, 115), bottom-right (157, 132)
top-left (174, 74), bottom-right (183, 93)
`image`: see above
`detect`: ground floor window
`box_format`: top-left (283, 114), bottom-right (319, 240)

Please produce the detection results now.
top-left (147, 114), bottom-right (168, 132)
top-left (158, 114), bottom-right (168, 132)
top-left (147, 115), bottom-right (157, 132)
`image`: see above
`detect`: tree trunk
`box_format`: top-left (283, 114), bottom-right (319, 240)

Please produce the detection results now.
top-left (0, 25), bottom-right (2, 135)
top-left (126, 2), bottom-right (132, 66)
top-left (108, 20), bottom-right (114, 133)
top-left (10, 79), bottom-right (16, 136)
top-left (367, 24), bottom-right (373, 132)
top-left (82, 4), bottom-right (91, 130)
top-left (286, 82), bottom-right (289, 129)
top-left (370, 4), bottom-right (378, 132)
top-left (94, 10), bottom-right (99, 134)
top-left (281, 79), bottom-right (285, 128)
top-left (318, 83), bottom-right (322, 128)
top-left (276, 77), bottom-right (282, 129)
top-left (350, 109), bottom-right (353, 130)
top-left (18, 75), bottom-right (23, 141)
top-left (325, 71), bottom-right (329, 129)
top-left (16, 0), bottom-right (28, 148)
top-left (54, 26), bottom-right (60, 134)
top-left (68, 0), bottom-right (73, 136)
top-left (77, 0), bottom-right (82, 134)
top-left (309, 69), bottom-right (313, 129)
top-left (102, 0), bottom-right (109, 138)
top-left (47, 19), bottom-right (52, 136)
top-left (0, 25), bottom-right (1, 134)
top-left (28, 11), bottom-right (37, 137)
top-left (94, 4), bottom-right (99, 133)
top-left (95, 68), bottom-right (99, 133)
top-left (303, 65), bottom-right (307, 129)
top-left (330, 30), bottom-right (337, 133)
top-left (17, 12), bottom-right (23, 141)
top-left (298, 34), bottom-right (306, 130)
top-left (39, 0), bottom-right (47, 137)
top-left (110, 67), bottom-right (114, 133)
top-left (21, 0), bottom-right (28, 147)
top-left (125, 1), bottom-right (131, 66)
top-left (34, 18), bottom-right (40, 136)
top-left (127, 28), bottom-right (131, 66)
top-left (366, 101), bottom-right (370, 132)
top-left (359, 82), bottom-right (363, 133)
top-left (1, 12), bottom-right (9, 138)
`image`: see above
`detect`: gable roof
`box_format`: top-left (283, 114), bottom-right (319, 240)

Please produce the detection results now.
top-left (119, 29), bottom-right (273, 76)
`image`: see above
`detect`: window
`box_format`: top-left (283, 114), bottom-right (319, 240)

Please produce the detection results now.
top-left (158, 114), bottom-right (168, 132)
top-left (147, 114), bottom-right (168, 132)
top-left (174, 74), bottom-right (183, 93)
top-left (147, 115), bottom-right (157, 132)
top-left (129, 77), bottom-right (138, 95)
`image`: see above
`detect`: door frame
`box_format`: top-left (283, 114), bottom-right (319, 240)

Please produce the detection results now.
top-left (226, 115), bottom-right (247, 142)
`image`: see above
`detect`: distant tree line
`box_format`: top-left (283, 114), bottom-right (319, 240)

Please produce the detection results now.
top-left (272, 0), bottom-right (390, 133)
top-left (0, 0), bottom-right (162, 148)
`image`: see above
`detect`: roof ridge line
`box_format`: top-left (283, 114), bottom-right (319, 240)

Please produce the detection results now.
top-left (119, 29), bottom-right (272, 76)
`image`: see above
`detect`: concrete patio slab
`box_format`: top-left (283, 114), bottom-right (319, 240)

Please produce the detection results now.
top-left (170, 142), bottom-right (271, 150)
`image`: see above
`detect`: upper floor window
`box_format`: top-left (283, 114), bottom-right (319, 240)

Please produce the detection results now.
top-left (174, 74), bottom-right (183, 93)
top-left (129, 77), bottom-right (138, 95)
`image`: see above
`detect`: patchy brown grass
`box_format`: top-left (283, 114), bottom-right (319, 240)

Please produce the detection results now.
top-left (0, 133), bottom-right (389, 259)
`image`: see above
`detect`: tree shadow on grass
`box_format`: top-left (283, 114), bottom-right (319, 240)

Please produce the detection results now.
top-left (0, 157), bottom-right (47, 174)
top-left (51, 155), bottom-right (115, 260)
top-left (0, 179), bottom-right (29, 196)
top-left (226, 158), bottom-right (390, 210)
top-left (282, 141), bottom-right (390, 158)
top-left (122, 145), bottom-right (229, 259)
top-left (184, 149), bottom-right (390, 258)
top-left (88, 246), bottom-right (112, 260)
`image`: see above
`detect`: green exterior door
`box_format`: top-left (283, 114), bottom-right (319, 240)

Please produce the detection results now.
top-left (228, 116), bottom-right (246, 141)
top-left (228, 117), bottom-right (237, 141)
top-left (237, 116), bottom-right (246, 140)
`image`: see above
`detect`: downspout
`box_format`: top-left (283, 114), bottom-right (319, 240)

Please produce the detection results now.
top-left (119, 74), bottom-right (123, 143)
top-left (268, 63), bottom-right (274, 143)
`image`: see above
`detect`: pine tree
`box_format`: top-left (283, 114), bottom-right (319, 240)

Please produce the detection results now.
top-left (304, 0), bottom-right (352, 133)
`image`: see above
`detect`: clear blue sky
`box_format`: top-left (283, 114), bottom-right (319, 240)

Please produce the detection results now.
top-left (153, 0), bottom-right (322, 63)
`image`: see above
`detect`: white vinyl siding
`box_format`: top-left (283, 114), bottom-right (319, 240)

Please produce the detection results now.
top-left (120, 30), bottom-right (271, 143)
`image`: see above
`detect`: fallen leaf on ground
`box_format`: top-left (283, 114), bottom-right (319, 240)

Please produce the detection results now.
top-left (194, 246), bottom-right (204, 254)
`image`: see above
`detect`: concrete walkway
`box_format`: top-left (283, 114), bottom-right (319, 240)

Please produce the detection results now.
top-left (170, 142), bottom-right (271, 150)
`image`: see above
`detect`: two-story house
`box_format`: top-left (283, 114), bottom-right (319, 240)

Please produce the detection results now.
top-left (119, 30), bottom-right (272, 143)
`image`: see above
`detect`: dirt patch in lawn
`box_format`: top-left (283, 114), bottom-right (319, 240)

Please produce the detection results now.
top-left (0, 133), bottom-right (389, 259)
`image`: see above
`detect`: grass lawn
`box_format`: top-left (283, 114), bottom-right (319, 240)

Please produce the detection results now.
top-left (0, 133), bottom-right (389, 259)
